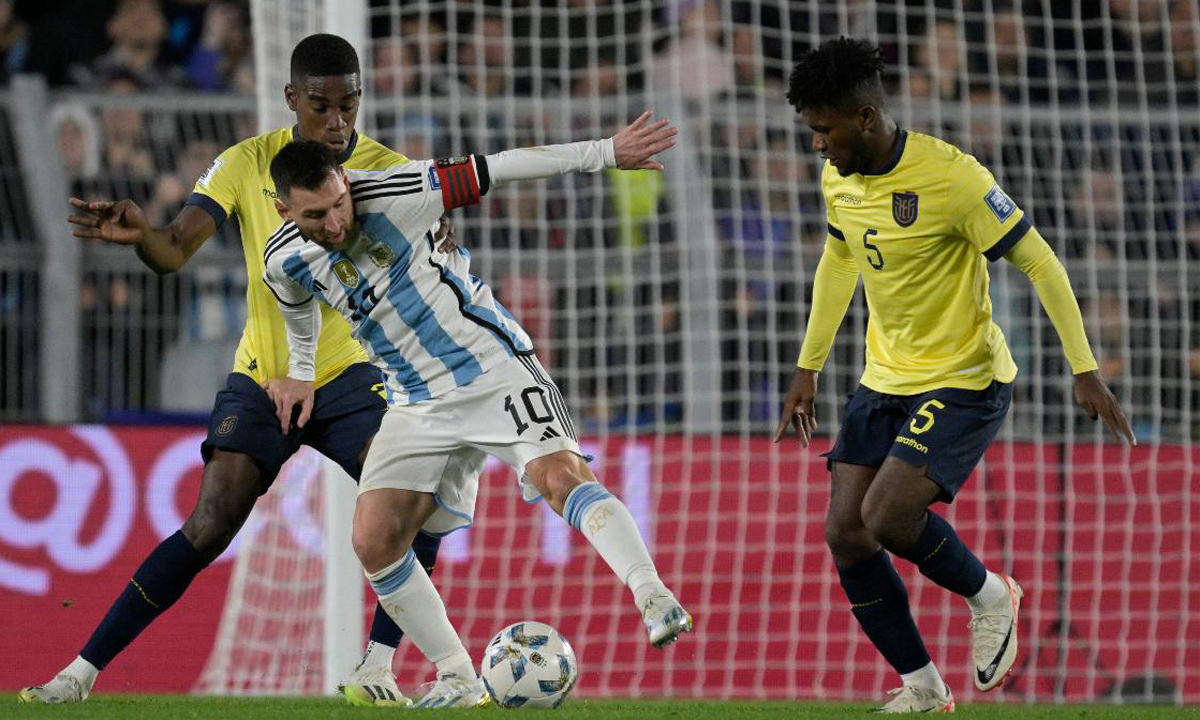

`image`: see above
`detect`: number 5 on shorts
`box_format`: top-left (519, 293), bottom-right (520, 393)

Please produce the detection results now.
top-left (909, 399), bottom-right (945, 435)
top-left (503, 387), bottom-right (556, 436)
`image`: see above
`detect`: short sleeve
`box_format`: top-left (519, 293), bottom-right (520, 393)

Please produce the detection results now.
top-left (947, 153), bottom-right (1032, 261)
top-left (185, 142), bottom-right (248, 228)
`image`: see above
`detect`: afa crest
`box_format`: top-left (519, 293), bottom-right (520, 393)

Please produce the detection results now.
top-left (332, 258), bottom-right (361, 288)
top-left (367, 244), bottom-right (397, 269)
top-left (892, 191), bottom-right (919, 228)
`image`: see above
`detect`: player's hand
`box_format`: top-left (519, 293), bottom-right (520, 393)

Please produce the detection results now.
top-left (434, 214), bottom-right (458, 253)
top-left (262, 377), bottom-right (314, 434)
top-left (67, 197), bottom-right (150, 246)
top-left (774, 368), bottom-right (819, 448)
top-left (611, 111), bottom-right (678, 171)
top-left (1073, 370), bottom-right (1136, 445)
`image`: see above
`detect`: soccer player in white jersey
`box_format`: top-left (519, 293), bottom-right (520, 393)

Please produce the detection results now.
top-left (260, 115), bottom-right (691, 707)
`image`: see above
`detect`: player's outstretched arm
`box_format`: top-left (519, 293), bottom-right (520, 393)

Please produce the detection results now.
top-left (479, 111), bottom-right (677, 190)
top-left (1003, 228), bottom-right (1136, 444)
top-left (67, 199), bottom-right (216, 275)
top-left (774, 368), bottom-right (818, 447)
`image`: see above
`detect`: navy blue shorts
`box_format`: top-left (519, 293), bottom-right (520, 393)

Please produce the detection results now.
top-left (202, 363), bottom-right (387, 493)
top-left (823, 381), bottom-right (1012, 502)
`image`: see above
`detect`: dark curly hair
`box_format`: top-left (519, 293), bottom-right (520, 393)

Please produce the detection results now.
top-left (786, 37), bottom-right (885, 113)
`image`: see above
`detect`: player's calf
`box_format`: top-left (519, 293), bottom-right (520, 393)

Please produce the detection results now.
top-left (552, 475), bottom-right (694, 648)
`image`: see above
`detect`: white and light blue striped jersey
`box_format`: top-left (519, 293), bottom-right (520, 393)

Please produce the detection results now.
top-left (263, 160), bottom-right (535, 405)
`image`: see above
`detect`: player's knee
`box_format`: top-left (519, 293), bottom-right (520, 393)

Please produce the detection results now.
top-left (824, 515), bottom-right (874, 564)
top-left (530, 453), bottom-right (592, 514)
top-left (860, 501), bottom-right (914, 552)
top-left (181, 508), bottom-right (236, 566)
top-left (352, 514), bottom-right (417, 573)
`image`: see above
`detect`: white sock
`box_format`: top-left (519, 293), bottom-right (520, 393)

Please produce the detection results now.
top-left (967, 571), bottom-right (1009, 612)
top-left (562, 482), bottom-right (664, 607)
top-left (365, 549), bottom-right (474, 680)
top-left (357, 640), bottom-right (396, 673)
top-left (900, 661), bottom-right (945, 691)
top-left (64, 656), bottom-right (99, 692)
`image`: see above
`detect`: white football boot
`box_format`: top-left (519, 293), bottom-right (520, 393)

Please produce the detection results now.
top-left (969, 574), bottom-right (1023, 691)
top-left (872, 683), bottom-right (956, 714)
top-left (412, 672), bottom-right (490, 709)
top-left (338, 663), bottom-right (411, 707)
top-left (17, 674), bottom-right (89, 704)
top-left (640, 589), bottom-right (695, 648)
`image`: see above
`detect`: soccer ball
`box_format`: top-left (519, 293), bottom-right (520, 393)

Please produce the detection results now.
top-left (480, 621), bottom-right (578, 709)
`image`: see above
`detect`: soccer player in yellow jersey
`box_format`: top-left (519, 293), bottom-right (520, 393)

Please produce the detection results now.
top-left (20, 35), bottom-right (438, 707)
top-left (773, 39), bottom-right (1136, 713)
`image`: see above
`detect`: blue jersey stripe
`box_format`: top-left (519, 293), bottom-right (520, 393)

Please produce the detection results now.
top-left (362, 213), bottom-right (486, 387)
top-left (285, 249), bottom-right (429, 401)
top-left (282, 252), bottom-right (325, 301)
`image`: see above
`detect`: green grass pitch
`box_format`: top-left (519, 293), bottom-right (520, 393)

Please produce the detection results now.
top-left (8, 696), bottom-right (1196, 719)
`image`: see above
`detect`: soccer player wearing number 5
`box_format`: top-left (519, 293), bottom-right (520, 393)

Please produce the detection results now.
top-left (21, 35), bottom-right (443, 707)
top-left (262, 117), bottom-right (691, 708)
top-left (774, 39), bottom-right (1136, 714)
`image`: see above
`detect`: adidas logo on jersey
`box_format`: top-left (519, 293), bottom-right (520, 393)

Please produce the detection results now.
top-left (539, 426), bottom-right (561, 442)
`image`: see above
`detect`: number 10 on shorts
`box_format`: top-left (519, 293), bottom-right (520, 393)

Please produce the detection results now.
top-left (503, 387), bottom-right (556, 435)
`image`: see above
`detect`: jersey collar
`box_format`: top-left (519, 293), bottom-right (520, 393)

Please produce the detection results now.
top-left (290, 126), bottom-right (359, 164)
top-left (862, 127), bottom-right (907, 177)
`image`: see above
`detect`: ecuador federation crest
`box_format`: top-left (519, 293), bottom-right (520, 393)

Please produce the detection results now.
top-left (332, 258), bottom-right (362, 288)
top-left (892, 191), bottom-right (919, 228)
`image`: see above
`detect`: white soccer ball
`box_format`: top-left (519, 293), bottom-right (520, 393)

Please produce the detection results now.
top-left (480, 621), bottom-right (578, 709)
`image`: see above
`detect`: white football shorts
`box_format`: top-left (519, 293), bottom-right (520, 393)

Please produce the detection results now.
top-left (358, 354), bottom-right (582, 536)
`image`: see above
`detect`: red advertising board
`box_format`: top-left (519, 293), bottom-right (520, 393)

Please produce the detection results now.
top-left (1, 426), bottom-right (1196, 702)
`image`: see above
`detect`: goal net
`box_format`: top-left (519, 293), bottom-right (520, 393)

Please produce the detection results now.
top-left (210, 0), bottom-right (1197, 703)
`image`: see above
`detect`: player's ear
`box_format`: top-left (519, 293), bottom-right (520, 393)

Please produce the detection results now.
top-left (857, 104), bottom-right (877, 133)
top-left (274, 199), bottom-right (290, 221)
top-left (284, 83), bottom-right (298, 112)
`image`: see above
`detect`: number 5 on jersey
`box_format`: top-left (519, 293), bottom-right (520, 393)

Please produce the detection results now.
top-left (863, 228), bottom-right (884, 270)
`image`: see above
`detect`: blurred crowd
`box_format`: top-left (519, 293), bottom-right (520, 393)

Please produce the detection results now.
top-left (0, 0), bottom-right (1196, 439)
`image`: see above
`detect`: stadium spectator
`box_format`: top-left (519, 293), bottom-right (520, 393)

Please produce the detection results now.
top-left (371, 37), bottom-right (449, 153)
top-left (652, 0), bottom-right (735, 102)
top-left (456, 12), bottom-right (515, 98)
top-left (0, 0), bottom-right (29, 83)
top-left (1168, 0), bottom-right (1199, 104)
top-left (185, 1), bottom-right (253, 93)
top-left (730, 23), bottom-right (780, 98)
top-left (966, 0), bottom-right (1057, 104)
top-left (71, 0), bottom-right (184, 90)
top-left (96, 73), bottom-right (155, 193)
top-left (51, 103), bottom-right (101, 184)
top-left (912, 17), bottom-right (965, 102)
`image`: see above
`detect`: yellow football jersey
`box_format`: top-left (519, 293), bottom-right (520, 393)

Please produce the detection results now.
top-left (815, 129), bottom-right (1030, 395)
top-left (188, 128), bottom-right (408, 388)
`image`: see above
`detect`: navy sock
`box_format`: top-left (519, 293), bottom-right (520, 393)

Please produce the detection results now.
top-left (80, 530), bottom-right (207, 670)
top-left (896, 511), bottom-right (987, 598)
top-left (367, 531), bottom-right (441, 647)
top-left (837, 549), bottom-right (931, 675)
